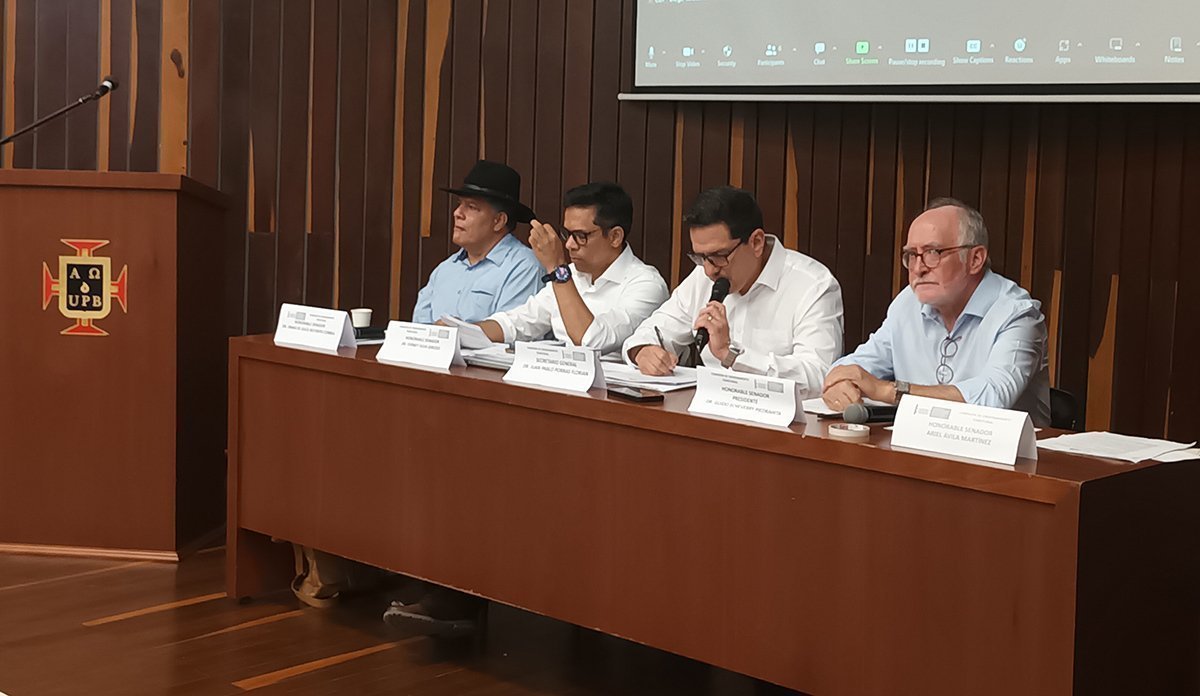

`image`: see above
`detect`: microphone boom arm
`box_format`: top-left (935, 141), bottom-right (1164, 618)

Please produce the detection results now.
top-left (0, 77), bottom-right (118, 148)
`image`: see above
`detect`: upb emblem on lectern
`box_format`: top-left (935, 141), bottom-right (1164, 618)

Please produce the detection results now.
top-left (41, 239), bottom-right (129, 336)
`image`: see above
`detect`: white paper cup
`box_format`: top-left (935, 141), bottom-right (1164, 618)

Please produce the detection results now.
top-left (350, 308), bottom-right (372, 328)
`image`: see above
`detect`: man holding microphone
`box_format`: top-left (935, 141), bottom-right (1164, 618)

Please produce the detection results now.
top-left (623, 186), bottom-right (844, 399)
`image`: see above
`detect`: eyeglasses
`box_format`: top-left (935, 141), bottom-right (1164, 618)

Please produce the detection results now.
top-left (556, 226), bottom-right (607, 246)
top-left (687, 238), bottom-right (744, 268)
top-left (936, 335), bottom-right (959, 384)
top-left (900, 245), bottom-right (975, 270)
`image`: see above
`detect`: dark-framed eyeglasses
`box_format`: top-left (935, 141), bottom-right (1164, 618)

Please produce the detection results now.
top-left (935, 335), bottom-right (960, 384)
top-left (901, 245), bottom-right (975, 270)
top-left (556, 226), bottom-right (608, 246)
top-left (687, 238), bottom-right (744, 268)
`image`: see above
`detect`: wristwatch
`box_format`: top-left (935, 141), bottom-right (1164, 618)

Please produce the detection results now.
top-left (541, 265), bottom-right (572, 284)
top-left (893, 380), bottom-right (911, 404)
top-left (720, 343), bottom-right (743, 369)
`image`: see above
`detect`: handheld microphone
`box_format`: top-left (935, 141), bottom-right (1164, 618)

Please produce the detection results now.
top-left (95, 76), bottom-right (120, 98)
top-left (843, 402), bottom-right (898, 424)
top-left (693, 277), bottom-right (731, 351)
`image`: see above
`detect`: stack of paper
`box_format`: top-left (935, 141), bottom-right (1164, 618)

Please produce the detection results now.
top-left (602, 363), bottom-right (697, 393)
top-left (437, 315), bottom-right (494, 350)
top-left (462, 344), bottom-right (515, 370)
top-left (1036, 431), bottom-right (1197, 463)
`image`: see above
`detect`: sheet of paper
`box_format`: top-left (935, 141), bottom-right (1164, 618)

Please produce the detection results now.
top-left (1153, 448), bottom-right (1200, 462)
top-left (602, 362), bottom-right (697, 387)
top-left (1036, 431), bottom-right (1196, 463)
top-left (801, 396), bottom-right (893, 416)
top-left (436, 315), bottom-right (495, 350)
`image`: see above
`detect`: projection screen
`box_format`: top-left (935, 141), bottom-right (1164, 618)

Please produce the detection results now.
top-left (632, 0), bottom-right (1200, 98)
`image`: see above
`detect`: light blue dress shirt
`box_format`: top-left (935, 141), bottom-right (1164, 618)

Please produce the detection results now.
top-left (835, 270), bottom-right (1050, 425)
top-left (412, 233), bottom-right (544, 324)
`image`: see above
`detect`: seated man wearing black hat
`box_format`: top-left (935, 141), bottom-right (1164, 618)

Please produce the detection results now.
top-left (412, 160), bottom-right (544, 324)
top-left (290, 161), bottom-right (541, 611)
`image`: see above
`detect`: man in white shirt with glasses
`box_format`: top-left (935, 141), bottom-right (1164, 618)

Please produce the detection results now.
top-left (475, 182), bottom-right (668, 354)
top-left (822, 198), bottom-right (1050, 425)
top-left (623, 186), bottom-right (844, 398)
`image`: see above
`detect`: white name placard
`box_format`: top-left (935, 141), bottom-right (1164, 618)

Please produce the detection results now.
top-left (502, 342), bottom-right (605, 393)
top-left (687, 367), bottom-right (798, 427)
top-left (376, 321), bottom-right (465, 370)
top-left (890, 394), bottom-right (1037, 467)
top-left (274, 303), bottom-right (356, 354)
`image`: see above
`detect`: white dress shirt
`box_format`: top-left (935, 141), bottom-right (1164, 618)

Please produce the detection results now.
top-left (623, 236), bottom-right (844, 397)
top-left (486, 245), bottom-right (669, 355)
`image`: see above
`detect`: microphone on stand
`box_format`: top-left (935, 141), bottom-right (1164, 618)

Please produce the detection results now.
top-left (693, 277), bottom-right (731, 352)
top-left (0, 76), bottom-right (120, 148)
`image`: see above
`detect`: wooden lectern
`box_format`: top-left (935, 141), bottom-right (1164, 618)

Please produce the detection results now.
top-left (0, 170), bottom-right (231, 560)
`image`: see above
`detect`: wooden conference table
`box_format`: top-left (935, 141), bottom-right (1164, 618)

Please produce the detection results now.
top-left (227, 335), bottom-right (1200, 696)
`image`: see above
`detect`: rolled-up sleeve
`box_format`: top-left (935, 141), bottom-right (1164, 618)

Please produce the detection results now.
top-left (487, 286), bottom-right (554, 343)
top-left (623, 273), bottom-right (702, 364)
top-left (579, 274), bottom-right (670, 354)
top-left (734, 276), bottom-right (844, 398)
top-left (952, 304), bottom-right (1046, 409)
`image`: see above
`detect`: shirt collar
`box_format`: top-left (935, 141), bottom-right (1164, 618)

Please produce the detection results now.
top-left (578, 245), bottom-right (636, 287)
top-left (919, 269), bottom-right (1002, 323)
top-left (747, 235), bottom-right (785, 293)
top-left (453, 233), bottom-right (520, 267)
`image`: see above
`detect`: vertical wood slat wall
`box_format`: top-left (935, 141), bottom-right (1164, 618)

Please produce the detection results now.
top-left (0, 0), bottom-right (1196, 442)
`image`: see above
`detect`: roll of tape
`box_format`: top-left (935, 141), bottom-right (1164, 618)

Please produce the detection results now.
top-left (828, 422), bottom-right (871, 442)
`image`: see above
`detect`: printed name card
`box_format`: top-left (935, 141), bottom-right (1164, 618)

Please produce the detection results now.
top-left (502, 342), bottom-right (605, 393)
top-left (274, 303), bottom-right (356, 354)
top-left (890, 395), bottom-right (1037, 467)
top-left (376, 321), bottom-right (465, 371)
top-left (687, 367), bottom-right (798, 427)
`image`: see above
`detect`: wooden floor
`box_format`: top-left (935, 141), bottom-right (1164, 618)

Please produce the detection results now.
top-left (0, 549), bottom-right (802, 695)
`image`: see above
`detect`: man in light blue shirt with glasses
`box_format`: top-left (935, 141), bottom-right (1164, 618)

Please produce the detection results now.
top-left (822, 198), bottom-right (1050, 426)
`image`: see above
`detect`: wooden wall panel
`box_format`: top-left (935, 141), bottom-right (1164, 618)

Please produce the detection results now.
top-left (1170, 114), bottom-right (1200, 441)
top-left (275, 0), bottom-right (312, 309)
top-left (187, 0), bottom-right (219, 185)
top-left (479, 0), bottom-right (508, 163)
top-left (361, 0), bottom-right (398, 322)
top-left (129, 0), bottom-right (160, 171)
top-left (835, 105), bottom-right (870, 347)
top-left (397, 0), bottom-right (425, 319)
top-left (216, 0), bottom-right (250, 335)
top-left (11, 0), bottom-right (33, 167)
top-left (107, 0), bottom-right (131, 171)
top-left (33, 0), bottom-right (66, 168)
top-left (0, 0), bottom-right (1194, 440)
top-left (305, 0), bottom-right (339, 309)
top-left (862, 104), bottom-right (898, 335)
top-left (66, 0), bottom-right (99, 170)
top-left (561, 0), bottom-right (592, 193)
top-left (335, 0), bottom-right (370, 310)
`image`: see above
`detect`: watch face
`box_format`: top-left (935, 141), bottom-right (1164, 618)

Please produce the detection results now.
top-left (554, 266), bottom-right (571, 282)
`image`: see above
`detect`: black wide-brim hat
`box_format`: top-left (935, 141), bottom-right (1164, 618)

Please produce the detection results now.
top-left (441, 160), bottom-right (537, 224)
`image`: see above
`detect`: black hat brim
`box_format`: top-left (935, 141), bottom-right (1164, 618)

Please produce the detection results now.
top-left (441, 186), bottom-right (536, 224)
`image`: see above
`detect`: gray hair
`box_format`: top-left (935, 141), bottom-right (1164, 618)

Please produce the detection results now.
top-left (924, 197), bottom-right (990, 267)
